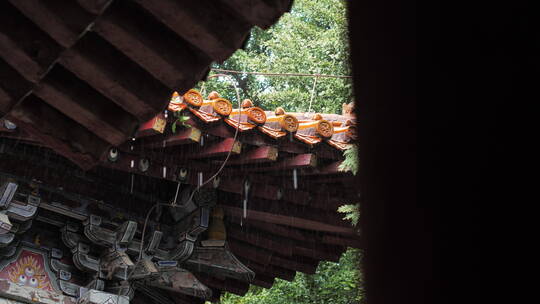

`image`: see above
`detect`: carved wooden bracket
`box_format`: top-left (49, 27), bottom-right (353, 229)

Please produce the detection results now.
top-left (0, 182), bottom-right (38, 248)
top-left (83, 215), bottom-right (137, 248)
top-left (184, 245), bottom-right (255, 282)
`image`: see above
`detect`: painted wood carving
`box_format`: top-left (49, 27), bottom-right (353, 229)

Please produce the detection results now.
top-left (0, 248), bottom-right (55, 292)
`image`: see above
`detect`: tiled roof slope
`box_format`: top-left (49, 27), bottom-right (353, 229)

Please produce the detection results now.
top-left (0, 0), bottom-right (293, 170)
top-left (165, 89), bottom-right (356, 150)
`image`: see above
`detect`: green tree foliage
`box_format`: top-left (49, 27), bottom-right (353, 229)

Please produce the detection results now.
top-left (217, 248), bottom-right (363, 304)
top-left (339, 145), bottom-right (359, 175)
top-left (198, 0), bottom-right (352, 114)
top-left (202, 1), bottom-right (361, 303)
top-left (338, 204), bottom-right (360, 227)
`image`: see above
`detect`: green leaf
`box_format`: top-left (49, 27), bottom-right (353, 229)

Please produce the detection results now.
top-left (171, 121), bottom-right (177, 133)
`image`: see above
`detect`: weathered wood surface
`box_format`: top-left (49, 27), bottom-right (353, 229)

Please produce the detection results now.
top-left (0, 0), bottom-right (293, 168)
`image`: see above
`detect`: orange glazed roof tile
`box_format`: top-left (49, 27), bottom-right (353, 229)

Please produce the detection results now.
top-left (162, 89), bottom-right (356, 151)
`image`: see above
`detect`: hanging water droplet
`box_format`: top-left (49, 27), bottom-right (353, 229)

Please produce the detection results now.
top-left (198, 172), bottom-right (203, 187)
top-left (293, 168), bottom-right (298, 189)
top-left (243, 180), bottom-right (250, 218)
top-left (162, 166), bottom-right (167, 178)
top-left (130, 174), bottom-right (134, 194)
top-left (243, 197), bottom-right (247, 218)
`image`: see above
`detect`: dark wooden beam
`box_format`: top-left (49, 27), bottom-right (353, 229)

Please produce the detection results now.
top-left (228, 223), bottom-right (343, 262)
top-left (227, 228), bottom-right (325, 273)
top-left (0, 32), bottom-right (43, 83)
top-left (297, 161), bottom-right (343, 176)
top-left (6, 99), bottom-right (110, 169)
top-left (252, 274), bottom-right (275, 289)
top-left (133, 0), bottom-right (250, 61)
top-left (226, 216), bottom-right (361, 249)
top-left (59, 44), bottom-right (167, 121)
top-left (270, 255), bottom-right (318, 275)
top-left (243, 153), bottom-right (317, 173)
top-left (218, 0), bottom-right (285, 29)
top-left (33, 79), bottom-right (137, 146)
top-left (227, 239), bottom-right (273, 266)
top-left (222, 145), bottom-right (278, 165)
top-left (227, 225), bottom-right (294, 257)
top-left (236, 255), bottom-right (296, 282)
top-left (221, 193), bottom-right (352, 228)
top-left (196, 274), bottom-right (249, 297)
top-left (93, 1), bottom-right (210, 90)
top-left (141, 127), bottom-right (202, 149)
top-left (322, 234), bottom-right (363, 248)
top-left (186, 138), bottom-right (242, 159)
top-left (8, 0), bottom-right (84, 48)
top-left (222, 206), bottom-right (356, 235)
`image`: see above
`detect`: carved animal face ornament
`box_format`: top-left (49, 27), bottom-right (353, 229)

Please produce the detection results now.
top-left (212, 98), bottom-right (233, 116)
top-left (246, 107), bottom-right (267, 125)
top-left (182, 89), bottom-right (204, 107)
top-left (279, 114), bottom-right (299, 133)
top-left (316, 120), bottom-right (335, 138)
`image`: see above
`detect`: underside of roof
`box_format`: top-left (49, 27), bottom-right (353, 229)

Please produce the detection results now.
top-left (0, 89), bottom-right (359, 303)
top-left (0, 2), bottom-right (361, 303)
top-left (0, 0), bottom-right (293, 169)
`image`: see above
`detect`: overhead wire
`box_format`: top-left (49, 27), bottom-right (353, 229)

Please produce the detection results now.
top-left (210, 68), bottom-right (352, 79)
top-left (135, 72), bottom-right (243, 266)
